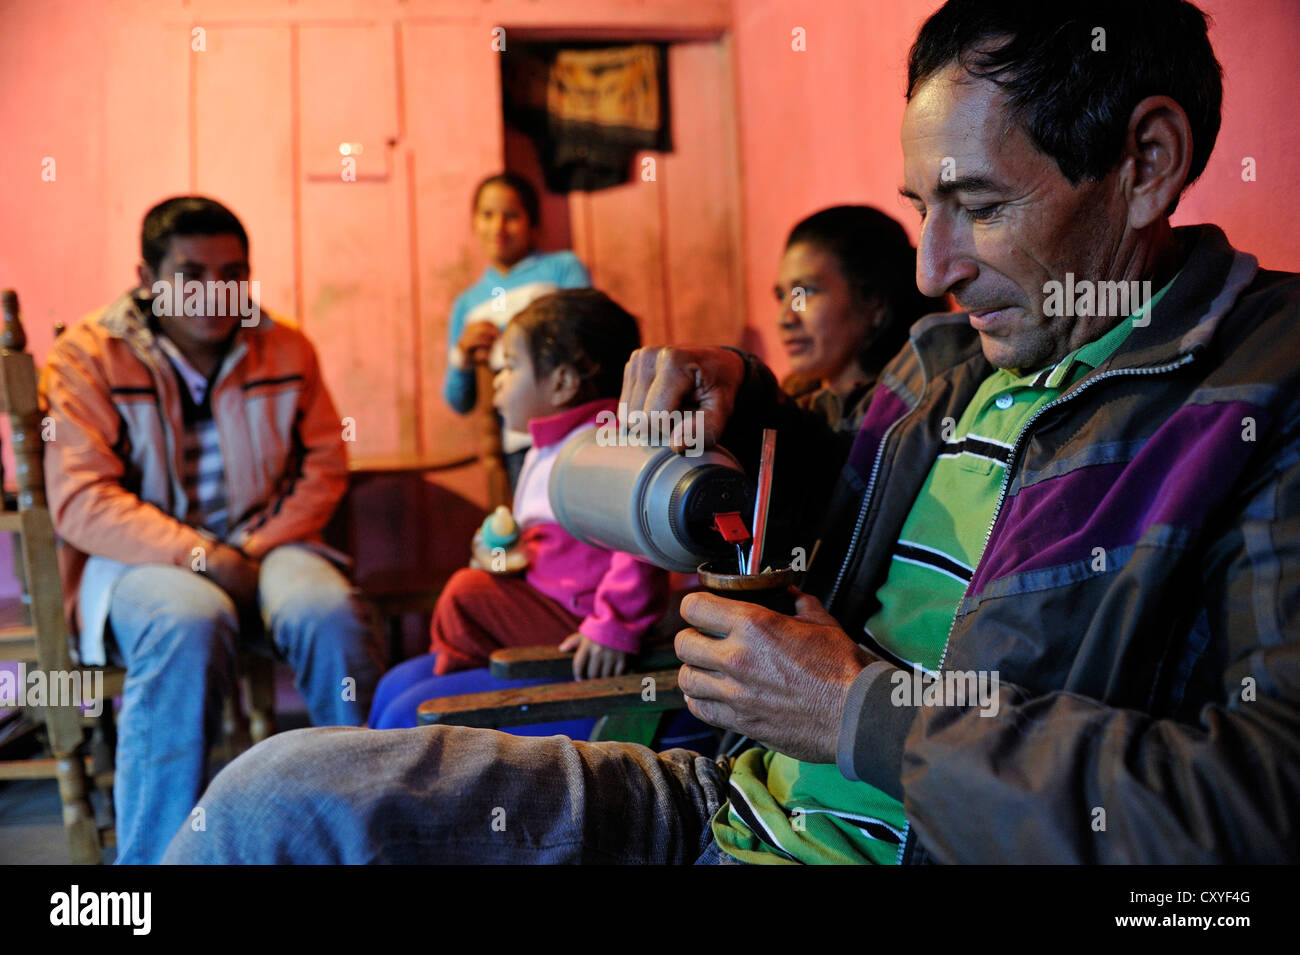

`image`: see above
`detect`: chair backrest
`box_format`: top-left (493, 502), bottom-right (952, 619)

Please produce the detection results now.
top-left (475, 362), bottom-right (511, 510)
top-left (0, 290), bottom-right (49, 513)
top-left (0, 290), bottom-right (114, 863)
top-left (0, 290), bottom-right (75, 672)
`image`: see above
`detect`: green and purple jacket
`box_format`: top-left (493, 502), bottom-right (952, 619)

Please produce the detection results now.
top-left (720, 224), bottom-right (1300, 863)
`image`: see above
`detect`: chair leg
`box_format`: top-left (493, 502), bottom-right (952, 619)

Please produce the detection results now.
top-left (88, 707), bottom-right (116, 823)
top-left (42, 698), bottom-right (103, 864)
top-left (54, 748), bottom-right (102, 864)
top-left (10, 532), bottom-right (31, 625)
top-left (245, 656), bottom-right (277, 744)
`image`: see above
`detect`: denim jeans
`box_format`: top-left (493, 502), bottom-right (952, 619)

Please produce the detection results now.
top-left (108, 544), bottom-right (384, 864)
top-left (366, 653), bottom-right (598, 739)
top-left (162, 724), bottom-right (731, 864)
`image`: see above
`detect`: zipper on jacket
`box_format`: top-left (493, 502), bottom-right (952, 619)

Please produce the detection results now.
top-left (822, 344), bottom-right (1195, 864)
top-left (891, 352), bottom-right (1198, 866)
top-left (825, 335), bottom-right (953, 611)
top-left (825, 414), bottom-right (907, 611)
top-left (934, 352), bottom-right (1198, 673)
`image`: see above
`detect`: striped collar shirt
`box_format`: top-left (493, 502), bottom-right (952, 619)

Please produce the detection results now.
top-left (156, 336), bottom-right (229, 539)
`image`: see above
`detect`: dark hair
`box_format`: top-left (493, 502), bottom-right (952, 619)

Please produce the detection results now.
top-left (141, 196), bottom-right (249, 273)
top-left (510, 289), bottom-right (641, 404)
top-left (786, 205), bottom-right (947, 375)
top-left (907, 0), bottom-right (1223, 213)
top-left (472, 172), bottom-right (541, 227)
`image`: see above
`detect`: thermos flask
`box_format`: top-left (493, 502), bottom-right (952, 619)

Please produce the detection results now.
top-left (548, 429), bottom-right (752, 573)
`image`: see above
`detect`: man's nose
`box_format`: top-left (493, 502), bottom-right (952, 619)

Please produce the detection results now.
top-left (777, 294), bottom-right (800, 327)
top-left (916, 213), bottom-right (976, 299)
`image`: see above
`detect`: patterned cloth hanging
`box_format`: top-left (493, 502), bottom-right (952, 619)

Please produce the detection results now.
top-left (503, 43), bottom-right (673, 192)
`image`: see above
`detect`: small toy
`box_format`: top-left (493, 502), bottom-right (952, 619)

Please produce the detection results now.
top-left (470, 505), bottom-right (529, 574)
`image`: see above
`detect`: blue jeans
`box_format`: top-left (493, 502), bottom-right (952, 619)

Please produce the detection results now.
top-left (162, 725), bottom-right (732, 864)
top-left (367, 654), bottom-right (598, 738)
top-left (108, 544), bottom-right (384, 864)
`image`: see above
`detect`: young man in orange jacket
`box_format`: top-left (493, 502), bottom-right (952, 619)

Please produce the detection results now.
top-left (41, 196), bottom-right (385, 863)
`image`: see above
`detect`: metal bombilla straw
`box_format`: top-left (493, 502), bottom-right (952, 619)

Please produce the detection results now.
top-left (721, 428), bottom-right (778, 760)
top-left (746, 429), bottom-right (777, 574)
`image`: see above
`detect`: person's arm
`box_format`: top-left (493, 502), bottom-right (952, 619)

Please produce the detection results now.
top-left (838, 426), bottom-right (1300, 864)
top-left (444, 354), bottom-right (476, 414)
top-left (561, 551), bottom-right (668, 680)
top-left (557, 252), bottom-right (591, 289)
top-left (233, 338), bottom-right (348, 560)
top-left (443, 298), bottom-right (477, 414)
top-left (577, 552), bottom-right (669, 655)
top-left (40, 336), bottom-right (211, 567)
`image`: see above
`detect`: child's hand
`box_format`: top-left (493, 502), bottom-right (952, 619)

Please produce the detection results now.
top-left (558, 633), bottom-right (628, 681)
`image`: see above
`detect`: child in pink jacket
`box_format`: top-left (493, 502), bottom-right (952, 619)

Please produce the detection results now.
top-left (369, 290), bottom-right (665, 728)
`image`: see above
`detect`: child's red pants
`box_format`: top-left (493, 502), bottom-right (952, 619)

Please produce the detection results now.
top-left (430, 568), bottom-right (582, 674)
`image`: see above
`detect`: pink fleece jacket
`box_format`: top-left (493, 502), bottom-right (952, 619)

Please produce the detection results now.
top-left (513, 398), bottom-right (667, 653)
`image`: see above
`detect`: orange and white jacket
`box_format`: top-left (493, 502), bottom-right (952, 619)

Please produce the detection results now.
top-left (39, 291), bottom-right (349, 661)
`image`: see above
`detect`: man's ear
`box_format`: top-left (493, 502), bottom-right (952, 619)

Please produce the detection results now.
top-left (550, 365), bottom-right (582, 407)
top-left (136, 261), bottom-right (156, 291)
top-left (1120, 95), bottom-right (1194, 231)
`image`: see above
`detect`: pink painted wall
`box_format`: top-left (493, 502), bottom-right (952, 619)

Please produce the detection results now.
top-left (0, 0), bottom-right (734, 468)
top-left (730, 0), bottom-right (1300, 381)
top-left (6, 0), bottom-right (1291, 431)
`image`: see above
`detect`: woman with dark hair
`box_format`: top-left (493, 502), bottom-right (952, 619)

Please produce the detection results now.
top-left (776, 205), bottom-right (946, 432)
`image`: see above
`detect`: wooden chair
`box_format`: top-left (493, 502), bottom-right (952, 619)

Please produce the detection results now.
top-left (0, 289), bottom-right (275, 863)
top-left (0, 289), bottom-right (118, 860)
top-left (476, 362), bottom-right (511, 512)
top-left (418, 645), bottom-right (687, 746)
top-left (417, 595), bottom-right (702, 748)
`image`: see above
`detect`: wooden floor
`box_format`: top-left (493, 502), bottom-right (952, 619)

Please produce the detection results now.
top-left (0, 664), bottom-right (310, 865)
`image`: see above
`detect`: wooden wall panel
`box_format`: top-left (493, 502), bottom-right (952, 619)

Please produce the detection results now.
top-left (298, 23), bottom-right (415, 460)
top-left (562, 38), bottom-right (745, 352)
top-left (0, 3), bottom-right (190, 355)
top-left (403, 19), bottom-right (505, 464)
top-left (99, 17), bottom-right (193, 317)
top-left (193, 26), bottom-right (296, 322)
top-left (572, 176), bottom-right (670, 347)
top-left (660, 39), bottom-right (747, 348)
top-left (181, 0), bottom-right (730, 33)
